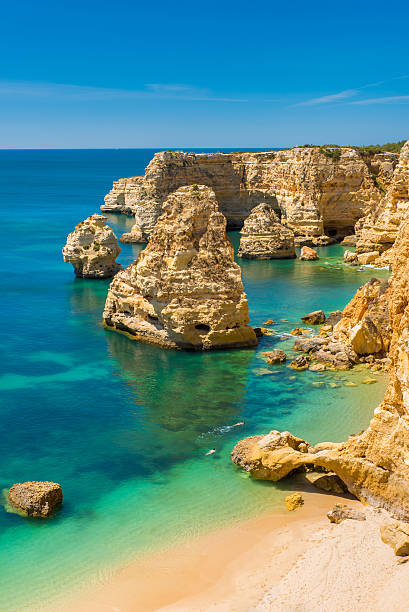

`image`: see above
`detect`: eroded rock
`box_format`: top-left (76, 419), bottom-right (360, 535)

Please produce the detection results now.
top-left (265, 349), bottom-right (287, 364)
top-left (327, 504), bottom-right (366, 524)
top-left (238, 203), bottom-right (296, 259)
top-left (103, 185), bottom-right (257, 350)
top-left (8, 481), bottom-right (63, 517)
top-left (62, 214), bottom-right (122, 278)
top-left (299, 246), bottom-right (319, 260)
top-left (285, 492), bottom-right (304, 511)
top-left (301, 310), bottom-right (326, 325)
top-left (380, 522), bottom-right (409, 556)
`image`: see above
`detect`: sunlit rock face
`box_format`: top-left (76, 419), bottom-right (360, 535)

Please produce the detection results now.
top-left (62, 214), bottom-right (122, 278)
top-left (238, 203), bottom-right (296, 259)
top-left (356, 141), bottom-right (409, 254)
top-left (103, 185), bottom-right (257, 350)
top-left (101, 148), bottom-right (382, 244)
top-left (232, 217), bottom-right (409, 519)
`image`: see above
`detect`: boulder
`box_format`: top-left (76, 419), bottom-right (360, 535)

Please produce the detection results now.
top-left (265, 349), bottom-right (287, 364)
top-left (62, 214), bottom-right (122, 278)
top-left (231, 430), bottom-right (314, 481)
top-left (326, 310), bottom-right (343, 327)
top-left (301, 310), bottom-right (326, 325)
top-left (299, 246), bottom-right (319, 261)
top-left (344, 250), bottom-right (358, 264)
top-left (238, 203), bottom-right (296, 259)
top-left (8, 481), bottom-right (63, 517)
top-left (327, 504), bottom-right (366, 524)
top-left (103, 185), bottom-right (257, 350)
top-left (290, 355), bottom-right (310, 370)
top-left (285, 492), bottom-right (304, 511)
top-left (304, 471), bottom-right (346, 494)
top-left (380, 522), bottom-right (409, 556)
top-left (357, 251), bottom-right (380, 265)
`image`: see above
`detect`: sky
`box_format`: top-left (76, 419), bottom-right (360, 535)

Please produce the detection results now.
top-left (1, 0), bottom-right (409, 148)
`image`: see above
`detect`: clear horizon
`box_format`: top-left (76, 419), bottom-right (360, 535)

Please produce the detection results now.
top-left (1, 0), bottom-right (409, 148)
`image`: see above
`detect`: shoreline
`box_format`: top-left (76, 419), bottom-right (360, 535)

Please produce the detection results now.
top-left (59, 482), bottom-right (371, 612)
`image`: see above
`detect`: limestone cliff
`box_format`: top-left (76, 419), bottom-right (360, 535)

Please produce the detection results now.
top-left (238, 203), bottom-right (296, 259)
top-left (103, 185), bottom-right (257, 350)
top-left (62, 214), bottom-right (122, 278)
top-left (356, 141), bottom-right (409, 254)
top-left (233, 216), bottom-right (409, 519)
top-left (102, 148), bottom-right (382, 244)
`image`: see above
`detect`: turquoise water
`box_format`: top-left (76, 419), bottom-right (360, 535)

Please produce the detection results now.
top-left (0, 150), bottom-right (389, 611)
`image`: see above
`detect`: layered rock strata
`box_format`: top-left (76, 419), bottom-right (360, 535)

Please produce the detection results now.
top-left (102, 148), bottom-right (383, 244)
top-left (62, 214), bottom-right (122, 278)
top-left (233, 216), bottom-right (409, 519)
top-left (356, 141), bottom-right (409, 255)
top-left (237, 203), bottom-right (296, 259)
top-left (103, 185), bottom-right (257, 350)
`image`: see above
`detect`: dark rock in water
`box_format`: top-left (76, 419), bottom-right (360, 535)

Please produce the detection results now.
top-left (290, 355), bottom-right (310, 370)
top-left (254, 327), bottom-right (264, 338)
top-left (327, 504), bottom-right (366, 524)
top-left (301, 310), bottom-right (326, 325)
top-left (8, 481), bottom-right (63, 517)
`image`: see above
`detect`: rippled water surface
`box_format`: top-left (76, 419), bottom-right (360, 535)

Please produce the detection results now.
top-left (0, 150), bottom-right (389, 611)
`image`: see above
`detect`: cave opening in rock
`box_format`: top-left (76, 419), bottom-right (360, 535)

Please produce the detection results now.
top-left (195, 323), bottom-right (210, 333)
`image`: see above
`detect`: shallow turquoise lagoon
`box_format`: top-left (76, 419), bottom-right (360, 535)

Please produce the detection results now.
top-left (0, 150), bottom-right (389, 611)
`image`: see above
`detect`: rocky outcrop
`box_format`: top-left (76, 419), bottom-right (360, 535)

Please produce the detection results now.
top-left (380, 522), bottom-right (409, 555)
top-left (103, 185), bottom-right (257, 350)
top-left (234, 216), bottom-right (409, 519)
top-left (62, 214), bottom-right (122, 278)
top-left (8, 481), bottom-right (62, 517)
top-left (102, 148), bottom-right (383, 244)
top-left (301, 310), bottom-right (326, 325)
top-left (237, 203), bottom-right (296, 259)
top-left (299, 246), bottom-right (319, 260)
top-left (356, 141), bottom-right (409, 254)
top-left (327, 504), bottom-right (366, 524)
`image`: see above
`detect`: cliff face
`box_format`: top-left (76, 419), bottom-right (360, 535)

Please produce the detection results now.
top-left (103, 185), bottom-right (257, 350)
top-left (62, 214), bottom-right (122, 278)
top-left (102, 148), bottom-right (382, 243)
top-left (232, 216), bottom-right (409, 518)
top-left (356, 141), bottom-right (409, 254)
top-left (238, 203), bottom-right (296, 259)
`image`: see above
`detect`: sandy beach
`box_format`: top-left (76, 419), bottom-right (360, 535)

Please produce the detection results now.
top-left (59, 480), bottom-right (409, 612)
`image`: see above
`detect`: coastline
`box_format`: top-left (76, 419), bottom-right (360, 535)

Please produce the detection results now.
top-left (59, 479), bottom-right (404, 612)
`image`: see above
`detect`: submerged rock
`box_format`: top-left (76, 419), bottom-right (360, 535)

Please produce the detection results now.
top-left (299, 246), bottom-right (319, 261)
top-left (327, 504), bottom-right (366, 524)
top-left (265, 349), bottom-right (287, 364)
top-left (103, 185), bottom-right (257, 350)
top-left (8, 481), bottom-right (62, 517)
top-left (62, 214), bottom-right (122, 278)
top-left (285, 492), bottom-right (304, 511)
top-left (238, 203), bottom-right (296, 259)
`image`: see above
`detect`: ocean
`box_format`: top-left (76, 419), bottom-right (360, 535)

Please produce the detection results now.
top-left (0, 149), bottom-right (389, 610)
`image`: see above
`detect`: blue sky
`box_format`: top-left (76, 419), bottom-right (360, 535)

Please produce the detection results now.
top-left (1, 0), bottom-right (408, 148)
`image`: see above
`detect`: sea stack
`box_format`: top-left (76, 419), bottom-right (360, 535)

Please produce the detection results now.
top-left (103, 185), bottom-right (257, 350)
top-left (238, 203), bottom-right (296, 259)
top-left (62, 214), bottom-right (122, 278)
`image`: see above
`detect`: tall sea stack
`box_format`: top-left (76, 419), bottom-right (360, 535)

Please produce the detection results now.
top-left (103, 185), bottom-right (257, 350)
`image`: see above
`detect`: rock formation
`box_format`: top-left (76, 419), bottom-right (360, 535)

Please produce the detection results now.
top-left (356, 141), bottom-right (409, 255)
top-left (103, 185), bottom-right (257, 350)
top-left (237, 203), bottom-right (296, 259)
top-left (62, 214), bottom-right (122, 278)
top-left (233, 215), bottom-right (409, 519)
top-left (101, 148), bottom-right (383, 244)
top-left (380, 522), bottom-right (409, 555)
top-left (8, 481), bottom-right (62, 517)
top-left (299, 246), bottom-right (319, 260)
